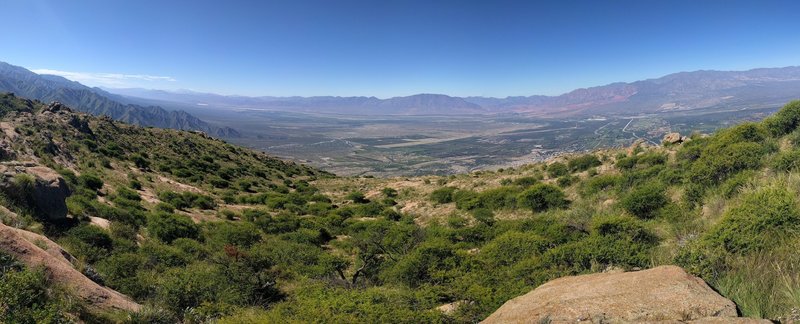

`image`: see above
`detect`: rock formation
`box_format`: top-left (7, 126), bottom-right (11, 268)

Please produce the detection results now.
top-left (0, 163), bottom-right (71, 220)
top-left (483, 266), bottom-right (768, 323)
top-left (0, 221), bottom-right (141, 312)
top-left (663, 132), bottom-right (683, 144)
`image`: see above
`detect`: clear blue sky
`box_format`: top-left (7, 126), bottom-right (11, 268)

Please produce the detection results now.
top-left (2, 0), bottom-right (799, 98)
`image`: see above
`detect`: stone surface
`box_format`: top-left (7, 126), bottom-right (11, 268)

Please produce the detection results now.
top-left (663, 132), bottom-right (683, 144)
top-left (26, 166), bottom-right (71, 220)
top-left (0, 163), bottom-right (71, 220)
top-left (482, 266), bottom-right (766, 323)
top-left (627, 138), bottom-right (648, 156)
top-left (0, 221), bottom-right (141, 312)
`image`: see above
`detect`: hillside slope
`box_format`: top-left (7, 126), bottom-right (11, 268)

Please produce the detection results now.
top-left (3, 93), bottom-right (800, 322)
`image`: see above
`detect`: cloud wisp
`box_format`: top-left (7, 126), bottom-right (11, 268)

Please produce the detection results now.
top-left (30, 68), bottom-right (177, 87)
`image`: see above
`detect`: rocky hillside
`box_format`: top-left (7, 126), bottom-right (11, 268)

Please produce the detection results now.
top-left (2, 93), bottom-right (800, 322)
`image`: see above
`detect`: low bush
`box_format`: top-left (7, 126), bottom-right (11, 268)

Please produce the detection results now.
top-left (619, 183), bottom-right (667, 219)
top-left (147, 212), bottom-right (199, 243)
top-left (430, 187), bottom-right (456, 204)
top-left (568, 154), bottom-right (601, 172)
top-left (517, 183), bottom-right (568, 212)
top-left (547, 162), bottom-right (569, 178)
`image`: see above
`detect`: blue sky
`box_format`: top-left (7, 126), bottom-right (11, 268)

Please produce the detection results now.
top-left (1, 0), bottom-right (799, 98)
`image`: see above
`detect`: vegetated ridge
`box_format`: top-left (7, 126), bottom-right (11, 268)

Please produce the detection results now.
top-left (2, 92), bottom-right (800, 322)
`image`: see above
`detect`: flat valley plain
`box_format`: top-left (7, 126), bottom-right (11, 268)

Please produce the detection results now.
top-left (184, 103), bottom-right (779, 177)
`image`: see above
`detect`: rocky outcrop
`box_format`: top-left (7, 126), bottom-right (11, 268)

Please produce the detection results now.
top-left (0, 162), bottom-right (71, 220)
top-left (27, 166), bottom-right (71, 220)
top-left (663, 132), bottom-right (683, 145)
top-left (0, 221), bottom-right (141, 312)
top-left (483, 266), bottom-right (769, 323)
top-left (627, 138), bottom-right (648, 156)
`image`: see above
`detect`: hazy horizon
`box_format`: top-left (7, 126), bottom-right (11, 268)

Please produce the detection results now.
top-left (2, 0), bottom-right (800, 97)
top-left (78, 64), bottom-right (800, 100)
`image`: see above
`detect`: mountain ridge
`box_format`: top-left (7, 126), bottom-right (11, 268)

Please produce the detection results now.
top-left (0, 62), bottom-right (240, 137)
top-left (106, 66), bottom-right (800, 116)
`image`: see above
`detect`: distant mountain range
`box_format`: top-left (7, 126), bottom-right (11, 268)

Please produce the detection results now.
top-left (108, 66), bottom-right (800, 117)
top-left (0, 62), bottom-right (239, 137)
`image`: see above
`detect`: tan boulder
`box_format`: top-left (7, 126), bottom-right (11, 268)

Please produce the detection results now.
top-left (663, 132), bottom-right (682, 145)
top-left (482, 266), bottom-right (767, 323)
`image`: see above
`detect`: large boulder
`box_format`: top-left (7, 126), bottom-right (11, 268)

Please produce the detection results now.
top-left (0, 163), bottom-right (71, 220)
top-left (26, 166), bottom-right (71, 220)
top-left (483, 266), bottom-right (769, 323)
top-left (663, 132), bottom-right (683, 145)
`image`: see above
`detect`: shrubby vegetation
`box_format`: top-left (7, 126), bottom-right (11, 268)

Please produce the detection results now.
top-left (5, 96), bottom-right (800, 321)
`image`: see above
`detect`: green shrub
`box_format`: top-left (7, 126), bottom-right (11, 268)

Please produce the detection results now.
top-left (346, 191), bottom-right (369, 204)
top-left (147, 212), bottom-right (199, 243)
top-left (477, 186), bottom-right (520, 210)
top-left (205, 222), bottom-right (262, 248)
top-left (129, 179), bottom-right (143, 190)
top-left (480, 231), bottom-right (547, 267)
top-left (381, 187), bottom-right (398, 198)
top-left (0, 264), bottom-right (66, 323)
top-left (688, 142), bottom-right (767, 186)
top-left (79, 174), bottom-right (104, 191)
top-left (568, 154), bottom-right (601, 172)
top-left (615, 156), bottom-right (637, 170)
top-left (158, 191), bottom-right (217, 210)
top-left (430, 187), bottom-right (456, 204)
top-left (703, 184), bottom-right (800, 254)
top-left (557, 175), bottom-right (575, 187)
top-left (517, 183), bottom-right (568, 212)
top-left (116, 187), bottom-right (142, 201)
top-left (453, 190), bottom-right (481, 210)
top-left (636, 152), bottom-right (667, 167)
top-left (582, 174), bottom-right (621, 196)
top-left (512, 176), bottom-right (539, 187)
top-left (130, 153), bottom-right (150, 169)
top-left (389, 240), bottom-right (463, 288)
top-left (719, 171), bottom-right (755, 198)
top-left (619, 183), bottom-right (667, 219)
top-left (547, 162), bottom-right (569, 178)
top-left (770, 149), bottom-right (800, 172)
top-left (471, 208), bottom-right (495, 226)
top-left (539, 215), bottom-right (657, 272)
top-left (762, 100), bottom-right (800, 137)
